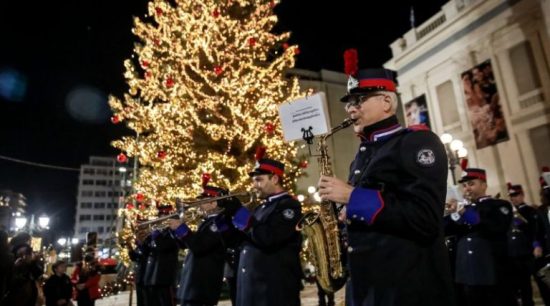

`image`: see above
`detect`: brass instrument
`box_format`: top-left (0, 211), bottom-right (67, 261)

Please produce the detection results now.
top-left (297, 118), bottom-right (353, 293)
top-left (443, 199), bottom-right (471, 217)
top-left (136, 191), bottom-right (256, 229)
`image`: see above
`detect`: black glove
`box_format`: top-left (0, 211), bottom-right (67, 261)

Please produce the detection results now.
top-left (218, 196), bottom-right (243, 217)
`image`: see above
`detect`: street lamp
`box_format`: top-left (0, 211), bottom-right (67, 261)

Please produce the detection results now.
top-left (440, 133), bottom-right (468, 185)
top-left (57, 238), bottom-right (67, 246)
top-left (38, 215), bottom-right (50, 229)
top-left (15, 217), bottom-right (27, 230)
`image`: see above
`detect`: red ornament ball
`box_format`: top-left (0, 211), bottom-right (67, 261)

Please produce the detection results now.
top-left (141, 60), bottom-right (149, 68)
top-left (265, 122), bottom-right (275, 134)
top-left (157, 151), bottom-right (167, 159)
top-left (212, 9), bottom-right (220, 18)
top-left (155, 7), bottom-right (163, 16)
top-left (299, 160), bottom-right (308, 169)
top-left (144, 71), bottom-right (152, 79)
top-left (282, 43), bottom-right (289, 50)
top-left (248, 37), bottom-right (256, 46)
top-left (214, 66), bottom-right (223, 76)
top-left (117, 153), bottom-right (128, 163)
top-left (126, 203), bottom-right (135, 210)
top-left (165, 77), bottom-right (175, 88)
top-left (111, 115), bottom-right (120, 124)
top-left (294, 47), bottom-right (301, 55)
top-left (136, 193), bottom-right (145, 202)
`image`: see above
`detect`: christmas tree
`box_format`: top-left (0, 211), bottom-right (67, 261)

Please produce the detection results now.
top-left (109, 0), bottom-right (303, 210)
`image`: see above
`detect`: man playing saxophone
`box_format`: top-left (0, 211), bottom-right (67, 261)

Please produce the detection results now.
top-left (317, 64), bottom-right (454, 306)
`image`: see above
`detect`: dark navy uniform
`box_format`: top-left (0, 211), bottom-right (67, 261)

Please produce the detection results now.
top-left (534, 200), bottom-right (550, 305)
top-left (446, 196), bottom-right (514, 306)
top-left (143, 228), bottom-right (179, 306)
top-left (129, 235), bottom-right (151, 306)
top-left (344, 115), bottom-right (454, 306)
top-left (508, 202), bottom-right (538, 306)
top-left (172, 215), bottom-right (226, 306)
top-left (232, 192), bottom-right (302, 306)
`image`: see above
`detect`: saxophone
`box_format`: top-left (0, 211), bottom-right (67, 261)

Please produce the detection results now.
top-left (298, 118), bottom-right (354, 293)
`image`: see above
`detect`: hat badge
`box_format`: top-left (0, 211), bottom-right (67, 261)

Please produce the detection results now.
top-left (347, 75), bottom-right (359, 92)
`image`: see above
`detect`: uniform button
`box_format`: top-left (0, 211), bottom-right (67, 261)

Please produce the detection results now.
top-left (467, 238), bottom-right (472, 242)
top-left (468, 250), bottom-right (473, 255)
top-left (354, 170), bottom-right (361, 175)
top-left (512, 236), bottom-right (516, 240)
top-left (360, 217), bottom-right (365, 221)
top-left (242, 250), bottom-right (247, 254)
top-left (347, 246), bottom-right (354, 253)
top-left (261, 205), bottom-right (265, 209)
top-left (242, 268), bottom-right (246, 273)
top-left (352, 214), bottom-right (357, 219)
top-left (360, 147), bottom-right (366, 152)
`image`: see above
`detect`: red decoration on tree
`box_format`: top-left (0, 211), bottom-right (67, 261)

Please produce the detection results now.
top-left (157, 151), bottom-right (167, 159)
top-left (269, 1), bottom-right (276, 8)
top-left (214, 66), bottom-right (223, 76)
top-left (299, 160), bottom-right (308, 169)
top-left (144, 71), bottom-right (152, 79)
top-left (248, 37), bottom-right (256, 46)
top-left (294, 47), bottom-right (301, 55)
top-left (111, 115), bottom-right (120, 124)
top-left (202, 173), bottom-right (211, 187)
top-left (165, 77), bottom-right (175, 88)
top-left (153, 38), bottom-right (160, 46)
top-left (155, 7), bottom-right (163, 16)
top-left (282, 43), bottom-right (289, 50)
top-left (126, 203), bottom-right (135, 210)
top-left (117, 153), bottom-right (128, 163)
top-left (136, 193), bottom-right (145, 202)
top-left (264, 122), bottom-right (275, 135)
top-left (344, 48), bottom-right (358, 76)
top-left (212, 9), bottom-right (220, 18)
top-left (141, 60), bottom-right (149, 68)
top-left (139, 204), bottom-right (146, 210)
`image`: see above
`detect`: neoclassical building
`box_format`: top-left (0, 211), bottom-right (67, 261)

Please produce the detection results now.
top-left (385, 0), bottom-right (550, 202)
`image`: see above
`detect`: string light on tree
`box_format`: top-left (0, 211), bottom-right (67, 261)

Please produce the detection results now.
top-left (109, 0), bottom-right (305, 265)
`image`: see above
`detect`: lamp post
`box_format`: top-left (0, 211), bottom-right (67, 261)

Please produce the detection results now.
top-left (440, 133), bottom-right (468, 185)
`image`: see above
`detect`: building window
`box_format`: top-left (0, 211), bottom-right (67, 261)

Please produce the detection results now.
top-left (79, 227), bottom-right (89, 233)
top-left (93, 215), bottom-right (105, 221)
top-left (509, 41), bottom-right (541, 95)
top-left (79, 215), bottom-right (91, 221)
top-left (97, 227), bottom-right (104, 233)
top-left (82, 179), bottom-right (94, 186)
top-left (80, 202), bottom-right (92, 209)
top-left (95, 180), bottom-right (107, 186)
top-left (529, 124), bottom-right (550, 169)
top-left (83, 168), bottom-right (95, 175)
top-left (96, 169), bottom-right (109, 176)
top-left (436, 81), bottom-right (459, 127)
top-left (94, 191), bottom-right (106, 197)
top-left (94, 202), bottom-right (105, 209)
top-left (81, 190), bottom-right (94, 197)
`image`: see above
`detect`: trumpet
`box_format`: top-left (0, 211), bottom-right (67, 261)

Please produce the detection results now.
top-left (179, 191), bottom-right (257, 207)
top-left (136, 191), bottom-right (256, 229)
top-left (443, 199), bottom-right (471, 217)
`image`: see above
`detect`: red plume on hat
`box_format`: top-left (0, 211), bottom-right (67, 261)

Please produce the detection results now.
top-left (344, 48), bottom-right (358, 76)
top-left (460, 158), bottom-right (468, 171)
top-left (255, 146), bottom-right (266, 161)
top-left (201, 172), bottom-right (211, 188)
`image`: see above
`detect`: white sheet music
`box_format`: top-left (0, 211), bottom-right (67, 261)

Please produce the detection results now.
top-left (278, 92), bottom-right (332, 142)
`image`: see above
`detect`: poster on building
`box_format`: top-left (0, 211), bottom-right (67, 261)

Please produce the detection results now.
top-left (461, 60), bottom-right (509, 149)
top-left (404, 94), bottom-right (431, 129)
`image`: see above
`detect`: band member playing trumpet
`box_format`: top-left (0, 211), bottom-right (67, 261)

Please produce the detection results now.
top-left (231, 150), bottom-right (302, 306)
top-left (446, 168), bottom-right (515, 306)
top-left (168, 176), bottom-right (241, 306)
top-left (317, 63), bottom-right (454, 306)
top-left (533, 167), bottom-right (550, 305)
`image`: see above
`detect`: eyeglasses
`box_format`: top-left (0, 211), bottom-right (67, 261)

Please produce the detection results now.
top-left (345, 93), bottom-right (385, 110)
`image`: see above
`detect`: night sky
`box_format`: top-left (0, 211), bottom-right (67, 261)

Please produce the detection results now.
top-left (0, 0), bottom-right (447, 235)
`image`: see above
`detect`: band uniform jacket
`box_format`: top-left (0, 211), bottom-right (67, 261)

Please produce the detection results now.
top-left (129, 235), bottom-right (151, 286)
top-left (508, 203), bottom-right (538, 257)
top-left (233, 192), bottom-right (303, 306)
top-left (344, 118), bottom-right (455, 306)
top-left (174, 215), bottom-right (226, 305)
top-left (446, 196), bottom-right (513, 285)
top-left (143, 228), bottom-right (179, 287)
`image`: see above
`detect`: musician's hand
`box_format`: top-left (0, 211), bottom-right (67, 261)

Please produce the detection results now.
top-left (318, 175), bottom-right (353, 204)
top-left (446, 199), bottom-right (458, 212)
top-left (168, 218), bottom-right (183, 230)
top-left (534, 246), bottom-right (543, 258)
